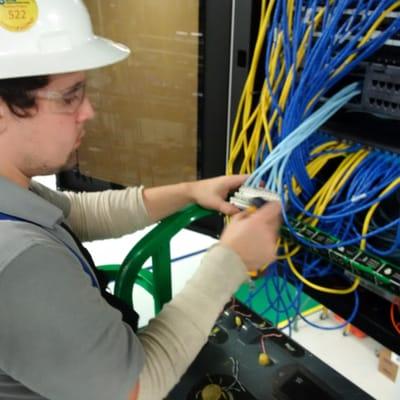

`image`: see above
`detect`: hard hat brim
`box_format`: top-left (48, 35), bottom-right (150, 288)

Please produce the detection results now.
top-left (0, 36), bottom-right (131, 79)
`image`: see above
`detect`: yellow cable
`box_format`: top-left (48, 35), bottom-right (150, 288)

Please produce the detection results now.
top-left (277, 304), bottom-right (324, 329)
top-left (229, 2), bottom-right (392, 180)
top-left (277, 242), bottom-right (301, 260)
top-left (242, 0), bottom-right (276, 125)
top-left (229, 105), bottom-right (259, 168)
top-left (262, 66), bottom-right (285, 153)
top-left (225, 2), bottom-right (396, 303)
top-left (361, 177), bottom-right (400, 250)
top-left (261, 0), bottom-right (266, 19)
top-left (284, 241), bottom-right (360, 294)
top-left (292, 141), bottom-right (350, 195)
top-left (334, 2), bottom-right (400, 77)
top-left (303, 150), bottom-right (369, 224)
top-left (228, 0), bottom-right (395, 172)
top-left (305, 3), bottom-right (400, 111)
top-left (228, 3), bottom-right (329, 174)
top-left (271, 5), bottom-right (327, 124)
top-left (228, 0), bottom-right (276, 174)
top-left (313, 150), bottom-right (369, 217)
top-left (287, 0), bottom-right (294, 38)
top-left (240, 109), bottom-right (264, 174)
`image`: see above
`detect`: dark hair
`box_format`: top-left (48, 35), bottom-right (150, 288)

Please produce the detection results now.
top-left (0, 76), bottom-right (49, 117)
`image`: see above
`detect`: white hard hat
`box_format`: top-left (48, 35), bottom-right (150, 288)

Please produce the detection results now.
top-left (0, 0), bottom-right (130, 79)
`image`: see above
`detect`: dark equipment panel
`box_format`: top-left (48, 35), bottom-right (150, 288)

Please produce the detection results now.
top-left (167, 301), bottom-right (372, 400)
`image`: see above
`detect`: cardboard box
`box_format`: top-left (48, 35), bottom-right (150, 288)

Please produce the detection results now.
top-left (378, 348), bottom-right (400, 382)
top-left (81, 0), bottom-right (200, 187)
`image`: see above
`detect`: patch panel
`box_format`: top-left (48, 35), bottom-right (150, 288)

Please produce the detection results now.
top-left (230, 189), bottom-right (400, 300)
top-left (343, 270), bottom-right (398, 304)
top-left (283, 220), bottom-right (400, 298)
top-left (307, 5), bottom-right (400, 119)
top-left (309, 7), bottom-right (400, 51)
top-left (230, 187), bottom-right (400, 300)
top-left (361, 63), bottom-right (400, 118)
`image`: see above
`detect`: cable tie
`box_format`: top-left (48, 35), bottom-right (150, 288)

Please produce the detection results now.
top-left (351, 193), bottom-right (367, 202)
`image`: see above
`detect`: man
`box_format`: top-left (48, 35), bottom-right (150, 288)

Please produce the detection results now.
top-left (0, 1), bottom-right (281, 399)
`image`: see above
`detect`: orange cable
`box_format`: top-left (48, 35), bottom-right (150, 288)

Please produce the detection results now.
top-left (390, 302), bottom-right (400, 335)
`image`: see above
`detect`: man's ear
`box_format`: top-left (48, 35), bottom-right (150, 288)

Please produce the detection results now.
top-left (0, 102), bottom-right (7, 134)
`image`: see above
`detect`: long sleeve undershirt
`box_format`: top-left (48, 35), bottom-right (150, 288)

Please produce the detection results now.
top-left (64, 187), bottom-right (152, 241)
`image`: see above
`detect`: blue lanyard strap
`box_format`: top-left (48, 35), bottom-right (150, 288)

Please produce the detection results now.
top-left (0, 212), bottom-right (99, 288)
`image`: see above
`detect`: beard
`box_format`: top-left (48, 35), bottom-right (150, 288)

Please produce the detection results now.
top-left (59, 150), bottom-right (79, 172)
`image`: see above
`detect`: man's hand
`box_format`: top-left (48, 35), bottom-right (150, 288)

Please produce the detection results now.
top-left (220, 201), bottom-right (281, 271)
top-left (143, 175), bottom-right (247, 223)
top-left (186, 175), bottom-right (247, 216)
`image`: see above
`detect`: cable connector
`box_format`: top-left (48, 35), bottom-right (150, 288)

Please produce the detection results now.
top-left (229, 187), bottom-right (281, 280)
top-left (229, 186), bottom-right (281, 210)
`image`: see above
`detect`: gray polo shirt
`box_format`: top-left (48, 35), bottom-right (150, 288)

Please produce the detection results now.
top-left (0, 177), bottom-right (144, 400)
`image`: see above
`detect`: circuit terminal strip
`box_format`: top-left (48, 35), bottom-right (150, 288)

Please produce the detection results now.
top-left (283, 219), bottom-right (400, 301)
top-left (230, 187), bottom-right (400, 301)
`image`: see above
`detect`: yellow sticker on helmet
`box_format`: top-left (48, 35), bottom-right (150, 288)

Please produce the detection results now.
top-left (0, 0), bottom-right (38, 32)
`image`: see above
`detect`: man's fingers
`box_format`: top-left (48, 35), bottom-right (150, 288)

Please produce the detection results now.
top-left (231, 210), bottom-right (250, 222)
top-left (220, 202), bottom-right (242, 216)
top-left (230, 200), bottom-right (282, 225)
top-left (252, 201), bottom-right (282, 223)
top-left (225, 174), bottom-right (249, 189)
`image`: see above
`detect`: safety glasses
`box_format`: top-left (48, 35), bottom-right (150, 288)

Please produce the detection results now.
top-left (34, 81), bottom-right (87, 114)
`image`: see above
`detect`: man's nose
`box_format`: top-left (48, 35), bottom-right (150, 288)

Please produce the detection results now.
top-left (77, 95), bottom-right (95, 122)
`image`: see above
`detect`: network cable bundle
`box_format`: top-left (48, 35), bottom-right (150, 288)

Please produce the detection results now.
top-left (227, 0), bottom-right (400, 336)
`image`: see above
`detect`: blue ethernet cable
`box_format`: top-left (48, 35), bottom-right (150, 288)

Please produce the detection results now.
top-left (241, 0), bottom-right (400, 332)
top-left (246, 82), bottom-right (361, 189)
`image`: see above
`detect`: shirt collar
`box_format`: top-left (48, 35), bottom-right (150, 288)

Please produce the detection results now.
top-left (0, 176), bottom-right (63, 228)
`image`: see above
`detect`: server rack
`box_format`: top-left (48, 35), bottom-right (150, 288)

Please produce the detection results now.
top-left (224, 0), bottom-right (400, 354)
